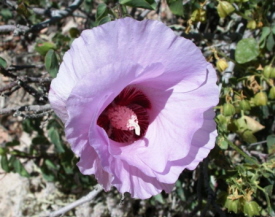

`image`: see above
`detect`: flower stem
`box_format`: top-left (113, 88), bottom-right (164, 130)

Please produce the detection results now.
top-left (256, 185), bottom-right (272, 215)
top-left (227, 140), bottom-right (259, 165)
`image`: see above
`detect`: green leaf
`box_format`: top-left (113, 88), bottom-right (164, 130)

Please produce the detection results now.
top-left (60, 149), bottom-right (74, 174)
top-left (12, 157), bottom-right (30, 177)
top-left (5, 140), bottom-right (20, 147)
top-left (167, 0), bottom-right (183, 16)
top-left (0, 147), bottom-right (8, 156)
top-left (153, 193), bottom-right (165, 204)
top-left (0, 57), bottom-right (7, 68)
top-left (1, 154), bottom-right (10, 172)
top-left (45, 159), bottom-right (58, 170)
top-left (266, 134), bottom-right (275, 155)
top-left (41, 163), bottom-right (55, 181)
top-left (45, 49), bottom-right (59, 78)
top-left (266, 33), bottom-right (275, 51)
top-left (96, 3), bottom-right (108, 20)
top-left (0, 9), bottom-right (13, 20)
top-left (119, 0), bottom-right (157, 10)
top-left (259, 27), bottom-right (271, 47)
top-left (235, 38), bottom-right (259, 64)
top-left (264, 185), bottom-right (273, 197)
top-left (35, 42), bottom-right (56, 56)
top-left (97, 16), bottom-right (112, 26)
top-left (48, 127), bottom-right (65, 153)
top-left (175, 180), bottom-right (185, 201)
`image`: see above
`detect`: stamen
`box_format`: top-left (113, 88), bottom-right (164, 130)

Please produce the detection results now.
top-left (128, 119), bottom-right (141, 136)
top-left (97, 86), bottom-right (150, 144)
top-left (107, 106), bottom-right (141, 135)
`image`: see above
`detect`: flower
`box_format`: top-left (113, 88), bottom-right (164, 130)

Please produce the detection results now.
top-left (49, 17), bottom-right (219, 199)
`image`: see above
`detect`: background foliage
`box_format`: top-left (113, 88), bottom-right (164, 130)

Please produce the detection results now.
top-left (0, 0), bottom-right (274, 216)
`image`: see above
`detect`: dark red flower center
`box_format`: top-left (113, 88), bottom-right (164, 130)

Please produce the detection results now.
top-left (97, 86), bottom-right (151, 144)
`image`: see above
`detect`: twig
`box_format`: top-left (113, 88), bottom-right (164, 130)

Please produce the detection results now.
top-left (0, 104), bottom-right (51, 116)
top-left (18, 79), bottom-right (48, 102)
top-left (0, 25), bottom-right (16, 33)
top-left (0, 24), bottom-right (30, 34)
top-left (0, 81), bottom-right (17, 93)
top-left (249, 140), bottom-right (267, 147)
top-left (27, 0), bottom-right (84, 33)
top-left (7, 65), bottom-right (37, 71)
top-left (46, 184), bottom-right (103, 217)
top-left (0, 0), bottom-right (83, 34)
top-left (0, 66), bottom-right (17, 79)
top-left (227, 140), bottom-right (259, 165)
top-left (0, 67), bottom-right (48, 102)
top-left (18, 110), bottom-right (53, 119)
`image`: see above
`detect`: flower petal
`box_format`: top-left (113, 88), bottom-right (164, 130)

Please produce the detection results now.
top-left (77, 143), bottom-right (112, 191)
top-left (106, 64), bottom-right (219, 183)
top-left (110, 158), bottom-right (174, 199)
top-left (50, 18), bottom-right (210, 123)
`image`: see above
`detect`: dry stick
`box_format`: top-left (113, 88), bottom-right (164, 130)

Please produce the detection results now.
top-left (0, 81), bottom-right (17, 93)
top-left (0, 104), bottom-right (51, 116)
top-left (0, 67), bottom-right (48, 102)
top-left (47, 184), bottom-right (103, 217)
top-left (28, 0), bottom-right (84, 33)
top-left (0, 0), bottom-right (83, 34)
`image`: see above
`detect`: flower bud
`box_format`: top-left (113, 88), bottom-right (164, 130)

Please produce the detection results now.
top-left (247, 20), bottom-right (257, 30)
top-left (269, 86), bottom-right (275, 99)
top-left (216, 59), bottom-right (228, 72)
top-left (217, 1), bottom-right (235, 18)
top-left (243, 201), bottom-right (260, 217)
top-left (263, 65), bottom-right (272, 78)
top-left (239, 100), bottom-right (251, 111)
top-left (223, 103), bottom-right (236, 116)
top-left (254, 92), bottom-right (268, 106)
top-left (270, 67), bottom-right (275, 78)
top-left (257, 21), bottom-right (263, 28)
top-left (229, 199), bottom-right (240, 214)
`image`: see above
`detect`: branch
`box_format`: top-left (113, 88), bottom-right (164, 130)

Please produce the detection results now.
top-left (46, 184), bottom-right (103, 217)
top-left (28, 0), bottom-right (84, 33)
top-left (0, 104), bottom-right (51, 116)
top-left (0, 0), bottom-right (83, 34)
top-left (0, 67), bottom-right (49, 102)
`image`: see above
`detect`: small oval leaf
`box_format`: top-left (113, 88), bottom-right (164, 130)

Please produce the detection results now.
top-left (235, 38), bottom-right (259, 64)
top-left (45, 49), bottom-right (59, 78)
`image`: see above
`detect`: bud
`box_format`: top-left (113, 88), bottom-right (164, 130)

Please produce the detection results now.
top-left (270, 67), bottom-right (275, 78)
top-left (269, 86), bottom-right (275, 99)
top-left (263, 65), bottom-right (272, 78)
top-left (223, 103), bottom-right (236, 116)
top-left (217, 1), bottom-right (235, 18)
top-left (216, 59), bottom-right (228, 72)
top-left (257, 21), bottom-right (263, 28)
top-left (247, 20), bottom-right (257, 29)
top-left (243, 201), bottom-right (260, 217)
top-left (239, 100), bottom-right (251, 111)
top-left (254, 91), bottom-right (268, 106)
top-left (229, 199), bottom-right (240, 214)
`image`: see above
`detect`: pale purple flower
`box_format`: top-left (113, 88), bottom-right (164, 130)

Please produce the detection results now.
top-left (49, 18), bottom-right (219, 199)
